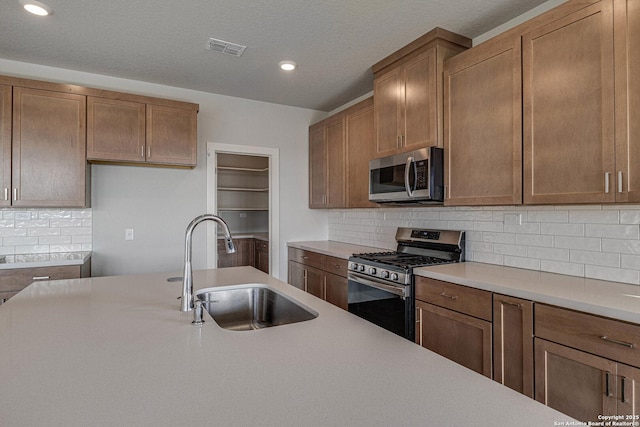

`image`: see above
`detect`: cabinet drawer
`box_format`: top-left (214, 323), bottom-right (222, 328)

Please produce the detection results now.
top-left (415, 277), bottom-right (492, 321)
top-left (535, 304), bottom-right (640, 368)
top-left (0, 265), bottom-right (82, 295)
top-left (322, 256), bottom-right (348, 278)
top-left (287, 247), bottom-right (323, 269)
top-left (254, 240), bottom-right (269, 252)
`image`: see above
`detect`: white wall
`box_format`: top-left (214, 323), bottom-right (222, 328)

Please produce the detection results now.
top-left (0, 58), bottom-right (328, 280)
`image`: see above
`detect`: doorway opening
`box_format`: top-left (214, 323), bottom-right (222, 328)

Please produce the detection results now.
top-left (206, 143), bottom-right (280, 277)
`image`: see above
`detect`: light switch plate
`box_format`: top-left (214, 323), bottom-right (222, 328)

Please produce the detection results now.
top-left (125, 228), bottom-right (134, 241)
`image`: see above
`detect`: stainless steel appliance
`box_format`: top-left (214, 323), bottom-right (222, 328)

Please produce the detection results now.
top-left (368, 147), bottom-right (444, 204)
top-left (347, 228), bottom-right (465, 340)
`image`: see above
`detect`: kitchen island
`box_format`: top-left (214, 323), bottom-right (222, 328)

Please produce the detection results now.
top-left (0, 267), bottom-right (568, 426)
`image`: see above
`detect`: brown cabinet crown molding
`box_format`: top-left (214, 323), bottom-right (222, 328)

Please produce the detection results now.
top-left (0, 75), bottom-right (198, 112)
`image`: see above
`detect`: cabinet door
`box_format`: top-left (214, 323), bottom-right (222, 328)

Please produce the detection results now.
top-left (87, 97), bottom-right (146, 163)
top-left (305, 265), bottom-right (324, 299)
top-left (403, 49), bottom-right (437, 150)
top-left (444, 37), bottom-right (522, 206)
top-left (308, 125), bottom-right (327, 207)
top-left (618, 363), bottom-right (640, 419)
top-left (217, 238), bottom-right (253, 268)
top-left (535, 338), bottom-right (618, 422)
top-left (493, 295), bottom-right (534, 397)
top-left (326, 118), bottom-right (345, 207)
top-left (614, 0), bottom-right (640, 202)
top-left (254, 240), bottom-right (269, 274)
top-left (415, 300), bottom-right (492, 377)
top-left (523, 1), bottom-right (615, 204)
top-left (288, 261), bottom-right (306, 291)
top-left (346, 99), bottom-right (376, 208)
top-left (374, 67), bottom-right (403, 156)
top-left (146, 104), bottom-right (197, 167)
top-left (12, 87), bottom-right (88, 207)
top-left (0, 85), bottom-right (10, 207)
top-left (324, 271), bottom-right (347, 310)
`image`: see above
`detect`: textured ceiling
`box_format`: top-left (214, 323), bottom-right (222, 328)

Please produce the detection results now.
top-left (0, 0), bottom-right (550, 111)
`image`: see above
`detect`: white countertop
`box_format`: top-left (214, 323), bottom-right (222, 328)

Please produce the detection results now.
top-left (287, 240), bottom-right (385, 259)
top-left (415, 262), bottom-right (640, 324)
top-left (0, 251), bottom-right (91, 270)
top-left (0, 266), bottom-right (568, 426)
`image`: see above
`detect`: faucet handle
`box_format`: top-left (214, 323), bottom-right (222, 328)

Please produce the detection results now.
top-left (192, 300), bottom-right (205, 326)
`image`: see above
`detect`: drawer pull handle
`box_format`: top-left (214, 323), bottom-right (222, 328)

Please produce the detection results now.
top-left (600, 336), bottom-right (635, 349)
top-left (440, 292), bottom-right (457, 300)
top-left (499, 299), bottom-right (523, 308)
top-left (621, 377), bottom-right (628, 403)
top-left (33, 276), bottom-right (51, 280)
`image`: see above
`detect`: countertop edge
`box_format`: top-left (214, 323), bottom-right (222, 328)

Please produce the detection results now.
top-left (415, 262), bottom-right (640, 325)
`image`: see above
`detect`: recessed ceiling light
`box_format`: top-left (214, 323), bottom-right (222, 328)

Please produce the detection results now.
top-left (19, 0), bottom-right (53, 16)
top-left (279, 61), bottom-right (297, 71)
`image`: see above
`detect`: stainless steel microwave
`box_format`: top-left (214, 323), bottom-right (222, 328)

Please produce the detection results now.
top-left (369, 147), bottom-right (444, 204)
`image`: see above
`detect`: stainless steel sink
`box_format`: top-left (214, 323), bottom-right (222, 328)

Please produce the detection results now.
top-left (196, 285), bottom-right (318, 331)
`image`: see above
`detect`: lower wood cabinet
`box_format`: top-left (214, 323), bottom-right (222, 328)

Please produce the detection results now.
top-left (254, 240), bottom-right (269, 274)
top-left (217, 237), bottom-right (269, 274)
top-left (534, 304), bottom-right (640, 422)
top-left (493, 294), bottom-right (534, 398)
top-left (535, 338), bottom-right (640, 422)
top-left (217, 238), bottom-right (254, 268)
top-left (414, 277), bottom-right (493, 378)
top-left (0, 260), bottom-right (91, 303)
top-left (287, 247), bottom-right (348, 310)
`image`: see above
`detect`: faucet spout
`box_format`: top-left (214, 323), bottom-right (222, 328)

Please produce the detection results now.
top-left (181, 214), bottom-right (236, 312)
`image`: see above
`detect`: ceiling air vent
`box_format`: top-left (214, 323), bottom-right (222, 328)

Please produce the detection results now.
top-left (206, 38), bottom-right (247, 57)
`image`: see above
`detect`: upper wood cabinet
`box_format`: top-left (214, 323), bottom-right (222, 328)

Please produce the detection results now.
top-left (0, 85), bottom-right (11, 208)
top-left (372, 28), bottom-right (470, 157)
top-left (345, 98), bottom-right (376, 208)
top-left (309, 97), bottom-right (373, 209)
top-left (444, 36), bottom-right (522, 206)
top-left (614, 0), bottom-right (640, 202)
top-left (523, 0), bottom-right (616, 204)
top-left (88, 97), bottom-right (197, 167)
top-left (12, 87), bottom-right (89, 207)
top-left (309, 119), bottom-right (341, 208)
top-left (87, 97), bottom-right (146, 163)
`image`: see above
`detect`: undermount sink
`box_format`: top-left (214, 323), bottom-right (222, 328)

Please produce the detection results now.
top-left (196, 284), bottom-right (318, 331)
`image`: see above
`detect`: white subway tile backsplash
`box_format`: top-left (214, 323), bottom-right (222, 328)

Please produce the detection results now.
top-left (0, 209), bottom-right (92, 255)
top-left (555, 236), bottom-right (601, 251)
top-left (329, 205), bottom-right (640, 286)
top-left (586, 224), bottom-right (640, 239)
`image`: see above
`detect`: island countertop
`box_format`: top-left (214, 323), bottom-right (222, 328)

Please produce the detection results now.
top-left (0, 267), bottom-right (568, 426)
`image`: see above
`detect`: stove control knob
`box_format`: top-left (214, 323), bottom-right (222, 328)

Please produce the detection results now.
top-left (359, 265), bottom-right (366, 272)
top-left (390, 273), bottom-right (399, 281)
top-left (350, 263), bottom-right (358, 271)
top-left (381, 270), bottom-right (390, 279)
top-left (368, 267), bottom-right (377, 275)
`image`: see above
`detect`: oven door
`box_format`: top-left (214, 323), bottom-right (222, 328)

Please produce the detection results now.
top-left (347, 272), bottom-right (414, 340)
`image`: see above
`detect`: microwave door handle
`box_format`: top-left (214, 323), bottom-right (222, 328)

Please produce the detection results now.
top-left (405, 156), bottom-right (415, 197)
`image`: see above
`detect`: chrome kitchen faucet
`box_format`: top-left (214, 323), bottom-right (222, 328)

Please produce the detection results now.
top-left (181, 214), bottom-right (236, 312)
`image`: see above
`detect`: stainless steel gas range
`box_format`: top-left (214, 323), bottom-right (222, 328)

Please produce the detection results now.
top-left (347, 228), bottom-right (465, 340)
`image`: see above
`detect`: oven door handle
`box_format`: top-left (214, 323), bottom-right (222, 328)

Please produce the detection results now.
top-left (348, 272), bottom-right (408, 299)
top-left (405, 156), bottom-right (416, 197)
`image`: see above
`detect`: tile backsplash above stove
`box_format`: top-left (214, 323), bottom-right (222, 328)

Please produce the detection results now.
top-left (329, 205), bottom-right (640, 286)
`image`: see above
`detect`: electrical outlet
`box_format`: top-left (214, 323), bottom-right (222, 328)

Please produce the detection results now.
top-left (125, 228), bottom-right (134, 241)
top-left (504, 213), bottom-right (522, 225)
top-left (15, 212), bottom-right (31, 221)
top-left (239, 213), bottom-right (247, 218)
